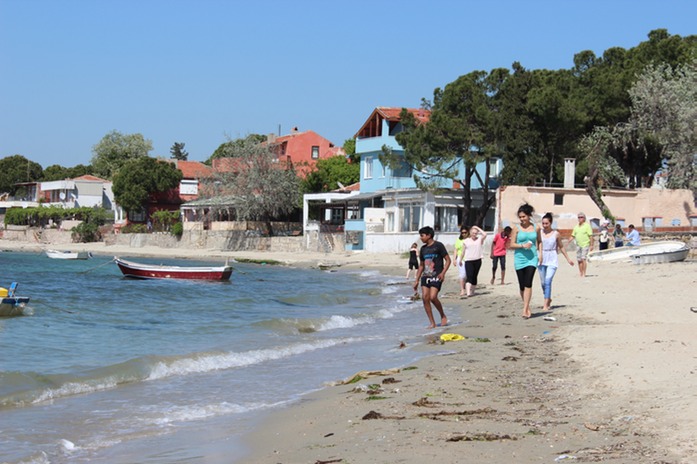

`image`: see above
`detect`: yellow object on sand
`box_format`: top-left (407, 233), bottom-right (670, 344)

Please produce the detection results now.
top-left (440, 333), bottom-right (465, 342)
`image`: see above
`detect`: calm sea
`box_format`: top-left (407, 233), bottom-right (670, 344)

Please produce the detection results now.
top-left (0, 251), bottom-right (452, 463)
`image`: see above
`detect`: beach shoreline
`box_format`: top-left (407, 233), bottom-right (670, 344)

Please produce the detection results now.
top-left (3, 239), bottom-right (695, 463)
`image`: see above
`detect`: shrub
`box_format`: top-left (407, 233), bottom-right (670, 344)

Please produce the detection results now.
top-left (121, 223), bottom-right (148, 234)
top-left (170, 222), bottom-right (183, 237)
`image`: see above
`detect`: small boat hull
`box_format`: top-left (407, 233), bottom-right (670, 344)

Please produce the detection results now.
top-left (631, 247), bottom-right (689, 265)
top-left (0, 297), bottom-right (31, 317)
top-left (46, 250), bottom-right (91, 260)
top-left (114, 257), bottom-right (233, 281)
top-left (588, 241), bottom-right (689, 263)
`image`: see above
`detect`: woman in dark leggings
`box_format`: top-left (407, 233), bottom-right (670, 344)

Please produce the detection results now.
top-left (508, 203), bottom-right (540, 319)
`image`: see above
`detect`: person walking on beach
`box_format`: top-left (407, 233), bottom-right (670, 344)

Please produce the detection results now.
top-left (413, 226), bottom-right (451, 329)
top-left (613, 224), bottom-right (624, 248)
top-left (406, 242), bottom-right (419, 279)
top-left (626, 224), bottom-right (641, 246)
top-left (538, 213), bottom-right (574, 312)
top-left (454, 227), bottom-right (469, 297)
top-left (463, 225), bottom-right (486, 297)
top-left (509, 204), bottom-right (539, 319)
top-left (490, 226), bottom-right (511, 285)
top-left (570, 212), bottom-right (593, 277)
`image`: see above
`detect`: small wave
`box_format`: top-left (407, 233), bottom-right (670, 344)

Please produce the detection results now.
top-left (0, 339), bottom-right (358, 409)
top-left (147, 339), bottom-right (354, 380)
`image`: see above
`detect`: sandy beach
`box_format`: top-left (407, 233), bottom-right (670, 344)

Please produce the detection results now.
top-left (2, 239), bottom-right (696, 463)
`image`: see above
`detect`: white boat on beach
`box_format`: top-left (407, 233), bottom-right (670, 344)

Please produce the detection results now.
top-left (588, 240), bottom-right (690, 264)
top-left (46, 249), bottom-right (91, 260)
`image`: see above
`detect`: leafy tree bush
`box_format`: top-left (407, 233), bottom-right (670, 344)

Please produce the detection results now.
top-left (120, 223), bottom-right (148, 234)
top-left (151, 210), bottom-right (180, 232)
top-left (170, 222), bottom-right (183, 237)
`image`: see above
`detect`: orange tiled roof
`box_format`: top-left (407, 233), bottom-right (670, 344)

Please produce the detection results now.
top-left (176, 160), bottom-right (213, 179)
top-left (354, 107), bottom-right (430, 139)
top-left (71, 174), bottom-right (109, 182)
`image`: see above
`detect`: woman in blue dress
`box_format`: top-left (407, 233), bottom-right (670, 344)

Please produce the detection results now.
top-left (508, 203), bottom-right (540, 319)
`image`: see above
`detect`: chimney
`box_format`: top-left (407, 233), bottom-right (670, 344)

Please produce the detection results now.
top-left (564, 158), bottom-right (576, 189)
top-left (291, 126), bottom-right (299, 133)
top-left (267, 133), bottom-right (276, 143)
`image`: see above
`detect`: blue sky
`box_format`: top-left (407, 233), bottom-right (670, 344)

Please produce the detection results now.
top-left (1, 0), bottom-right (695, 168)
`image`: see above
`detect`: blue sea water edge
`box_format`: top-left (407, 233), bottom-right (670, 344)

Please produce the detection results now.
top-left (0, 251), bottom-right (453, 463)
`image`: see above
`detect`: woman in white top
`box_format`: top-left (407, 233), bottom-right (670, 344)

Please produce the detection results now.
top-left (461, 225), bottom-right (486, 297)
top-left (538, 213), bottom-right (574, 312)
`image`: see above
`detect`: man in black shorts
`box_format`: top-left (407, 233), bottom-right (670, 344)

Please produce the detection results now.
top-left (413, 226), bottom-right (451, 329)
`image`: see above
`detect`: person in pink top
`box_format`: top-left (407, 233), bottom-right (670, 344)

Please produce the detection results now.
top-left (490, 226), bottom-right (511, 285)
top-left (462, 225), bottom-right (487, 297)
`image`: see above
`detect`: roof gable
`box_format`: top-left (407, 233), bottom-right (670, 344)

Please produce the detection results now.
top-left (354, 107), bottom-right (430, 138)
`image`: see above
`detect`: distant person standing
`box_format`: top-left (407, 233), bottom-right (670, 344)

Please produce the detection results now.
top-left (570, 212), bottom-right (594, 277)
top-left (454, 227), bottom-right (469, 297)
top-left (490, 226), bottom-right (511, 285)
top-left (406, 242), bottom-right (419, 279)
top-left (413, 226), bottom-right (451, 329)
top-left (463, 225), bottom-right (487, 297)
top-left (613, 224), bottom-right (624, 248)
top-left (509, 204), bottom-right (540, 319)
top-left (598, 224), bottom-right (610, 251)
top-left (538, 213), bottom-right (574, 312)
top-left (626, 224), bottom-right (641, 246)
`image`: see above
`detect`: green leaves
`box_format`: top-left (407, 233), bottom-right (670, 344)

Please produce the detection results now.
top-left (112, 157), bottom-right (182, 214)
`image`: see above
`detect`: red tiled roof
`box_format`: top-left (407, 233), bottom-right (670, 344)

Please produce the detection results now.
top-left (71, 174), bottom-right (109, 182)
top-left (376, 107), bottom-right (430, 124)
top-left (176, 161), bottom-right (213, 179)
top-left (354, 107), bottom-right (431, 138)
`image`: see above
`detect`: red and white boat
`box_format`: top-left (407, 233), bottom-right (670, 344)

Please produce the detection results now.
top-left (114, 257), bottom-right (233, 281)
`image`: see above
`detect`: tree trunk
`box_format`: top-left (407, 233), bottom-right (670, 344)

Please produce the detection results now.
top-left (584, 175), bottom-right (615, 222)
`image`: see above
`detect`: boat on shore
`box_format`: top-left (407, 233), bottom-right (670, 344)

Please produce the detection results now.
top-left (0, 283), bottom-right (31, 317)
top-left (588, 240), bottom-right (690, 264)
top-left (114, 257), bottom-right (233, 281)
top-left (46, 249), bottom-right (91, 260)
top-left (631, 243), bottom-right (690, 265)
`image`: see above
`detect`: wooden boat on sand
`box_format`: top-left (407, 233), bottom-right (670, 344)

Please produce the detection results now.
top-left (114, 257), bottom-right (233, 281)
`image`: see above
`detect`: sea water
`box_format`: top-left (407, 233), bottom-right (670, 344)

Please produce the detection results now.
top-left (0, 251), bottom-right (451, 463)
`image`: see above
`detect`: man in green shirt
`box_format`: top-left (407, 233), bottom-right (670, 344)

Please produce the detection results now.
top-left (570, 212), bottom-right (594, 277)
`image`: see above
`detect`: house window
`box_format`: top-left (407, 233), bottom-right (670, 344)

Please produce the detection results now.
top-left (554, 194), bottom-right (564, 205)
top-left (392, 160), bottom-right (412, 178)
top-left (364, 157), bottom-right (373, 179)
top-left (386, 212), bottom-right (395, 232)
top-left (128, 209), bottom-right (146, 222)
top-left (435, 206), bottom-right (459, 232)
top-left (400, 204), bottom-right (422, 232)
top-left (180, 180), bottom-right (198, 195)
top-left (311, 146), bottom-right (319, 159)
top-left (488, 158), bottom-right (501, 177)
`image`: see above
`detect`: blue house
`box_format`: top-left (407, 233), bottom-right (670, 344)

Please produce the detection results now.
top-left (303, 107), bottom-right (501, 253)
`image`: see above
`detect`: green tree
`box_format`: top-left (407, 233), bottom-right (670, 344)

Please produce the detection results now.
top-left (202, 137), bottom-right (300, 235)
top-left (170, 142), bottom-right (189, 161)
top-left (388, 70), bottom-right (501, 226)
top-left (91, 130), bottom-right (153, 179)
top-left (343, 138), bottom-right (358, 163)
top-left (0, 155), bottom-right (43, 196)
top-left (42, 164), bottom-right (93, 181)
top-left (301, 155), bottom-right (359, 193)
top-left (206, 134), bottom-right (267, 164)
top-left (629, 61), bottom-right (697, 193)
top-left (112, 157), bottom-right (182, 214)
